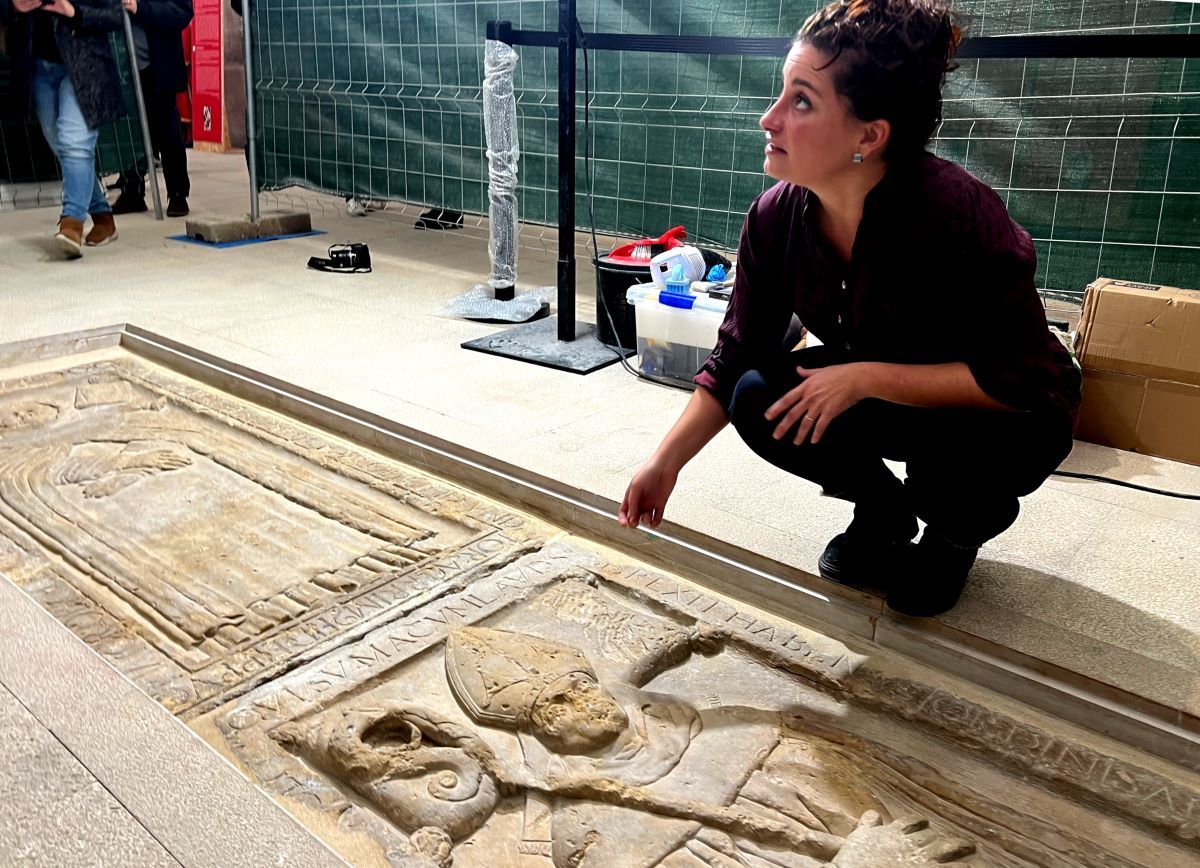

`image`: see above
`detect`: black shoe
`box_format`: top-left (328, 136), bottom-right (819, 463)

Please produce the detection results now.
top-left (886, 530), bottom-right (979, 617)
top-left (166, 195), bottom-right (189, 218)
top-left (414, 207), bottom-right (463, 230)
top-left (111, 190), bottom-right (147, 214)
top-left (817, 492), bottom-right (918, 591)
top-left (818, 531), bottom-right (910, 591)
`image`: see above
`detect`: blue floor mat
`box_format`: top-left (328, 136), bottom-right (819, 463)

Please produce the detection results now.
top-left (167, 229), bottom-right (326, 249)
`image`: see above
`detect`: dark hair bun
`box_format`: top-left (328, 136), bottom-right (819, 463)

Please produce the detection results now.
top-left (798, 0), bottom-right (963, 160)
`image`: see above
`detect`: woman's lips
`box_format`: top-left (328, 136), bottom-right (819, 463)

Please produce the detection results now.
top-left (765, 143), bottom-right (787, 155)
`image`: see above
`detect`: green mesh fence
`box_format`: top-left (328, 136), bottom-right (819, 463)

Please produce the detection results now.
top-left (248, 0), bottom-right (1198, 297)
top-left (1, 30), bottom-right (146, 190)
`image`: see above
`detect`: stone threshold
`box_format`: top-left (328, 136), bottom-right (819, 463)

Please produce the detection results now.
top-left (4, 322), bottom-right (1197, 775)
top-left (0, 572), bottom-right (347, 867)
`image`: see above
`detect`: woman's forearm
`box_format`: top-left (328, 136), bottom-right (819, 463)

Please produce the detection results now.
top-left (860, 361), bottom-right (1015, 411)
top-left (652, 386), bottom-right (730, 472)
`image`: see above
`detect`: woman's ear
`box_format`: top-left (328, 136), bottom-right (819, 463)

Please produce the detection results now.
top-left (858, 119), bottom-right (891, 161)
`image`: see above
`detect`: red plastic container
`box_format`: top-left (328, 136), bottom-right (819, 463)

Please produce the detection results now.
top-left (595, 226), bottom-right (688, 347)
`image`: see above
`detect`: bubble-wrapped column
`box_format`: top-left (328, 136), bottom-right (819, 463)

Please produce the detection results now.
top-left (483, 39), bottom-right (520, 299)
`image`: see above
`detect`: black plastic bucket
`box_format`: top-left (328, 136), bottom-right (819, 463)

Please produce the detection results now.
top-left (594, 255), bottom-right (650, 349)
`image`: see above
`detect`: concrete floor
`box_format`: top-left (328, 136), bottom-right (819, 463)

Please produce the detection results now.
top-left (2, 150), bottom-right (1198, 737)
top-left (0, 568), bottom-right (345, 866)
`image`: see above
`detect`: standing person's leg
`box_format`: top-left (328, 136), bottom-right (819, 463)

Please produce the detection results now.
top-left (112, 67), bottom-right (154, 214)
top-left (30, 60), bottom-right (63, 157)
top-left (727, 346), bottom-right (918, 588)
top-left (84, 162), bottom-right (118, 246)
top-left (32, 61), bottom-right (100, 255)
top-left (147, 77), bottom-right (190, 214)
top-left (112, 166), bottom-right (147, 211)
top-left (886, 409), bottom-right (1074, 616)
top-left (50, 72), bottom-right (117, 249)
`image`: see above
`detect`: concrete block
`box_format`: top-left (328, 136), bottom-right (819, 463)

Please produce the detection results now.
top-left (255, 209), bottom-right (313, 237)
top-left (185, 215), bottom-right (258, 243)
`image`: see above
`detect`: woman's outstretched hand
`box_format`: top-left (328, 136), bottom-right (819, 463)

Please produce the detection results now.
top-left (765, 362), bottom-right (875, 446)
top-left (619, 457), bottom-right (679, 530)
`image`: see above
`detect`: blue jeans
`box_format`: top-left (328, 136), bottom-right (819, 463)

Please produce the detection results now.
top-left (31, 59), bottom-right (110, 222)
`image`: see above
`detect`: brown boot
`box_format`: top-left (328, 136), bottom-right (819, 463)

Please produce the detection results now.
top-left (85, 212), bottom-right (118, 247)
top-left (54, 217), bottom-right (84, 258)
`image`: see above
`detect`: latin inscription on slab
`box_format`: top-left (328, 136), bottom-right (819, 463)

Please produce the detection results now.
top-left (0, 359), bottom-right (548, 716)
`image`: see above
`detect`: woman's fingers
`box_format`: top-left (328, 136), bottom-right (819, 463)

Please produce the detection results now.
top-left (809, 410), bottom-right (831, 444)
top-left (792, 411), bottom-right (815, 445)
top-left (643, 490), bottom-right (668, 528)
top-left (771, 397), bottom-right (811, 441)
top-left (618, 485), bottom-right (638, 527)
top-left (620, 482), bottom-right (665, 529)
top-left (764, 381), bottom-right (806, 423)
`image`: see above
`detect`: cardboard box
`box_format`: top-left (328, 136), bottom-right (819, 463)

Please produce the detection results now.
top-left (1074, 278), bottom-right (1200, 465)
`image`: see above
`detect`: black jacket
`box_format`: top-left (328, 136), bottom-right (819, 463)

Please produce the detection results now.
top-left (1, 0), bottom-right (127, 130)
top-left (131, 0), bottom-right (192, 93)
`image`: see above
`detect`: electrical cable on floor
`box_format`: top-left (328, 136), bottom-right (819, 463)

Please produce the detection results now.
top-left (579, 26), bottom-right (694, 391)
top-left (580, 29), bottom-right (1199, 504)
top-left (1050, 470), bottom-right (1200, 500)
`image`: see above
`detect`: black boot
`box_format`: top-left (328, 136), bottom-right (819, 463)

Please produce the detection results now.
top-left (886, 528), bottom-right (979, 617)
top-left (112, 189), bottom-right (148, 214)
top-left (111, 170), bottom-right (147, 214)
top-left (818, 501), bottom-right (918, 591)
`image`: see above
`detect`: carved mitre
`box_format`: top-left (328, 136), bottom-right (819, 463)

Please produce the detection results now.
top-left (445, 627), bottom-right (595, 728)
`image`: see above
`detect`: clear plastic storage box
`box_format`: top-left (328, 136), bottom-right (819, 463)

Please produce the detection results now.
top-left (626, 282), bottom-right (729, 387)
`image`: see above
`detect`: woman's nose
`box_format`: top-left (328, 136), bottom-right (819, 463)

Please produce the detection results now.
top-left (760, 99), bottom-right (783, 132)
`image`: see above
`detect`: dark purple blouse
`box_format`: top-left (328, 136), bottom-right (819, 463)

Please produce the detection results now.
top-left (695, 152), bottom-right (1082, 430)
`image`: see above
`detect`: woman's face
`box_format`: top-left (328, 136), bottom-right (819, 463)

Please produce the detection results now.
top-left (760, 41), bottom-right (867, 189)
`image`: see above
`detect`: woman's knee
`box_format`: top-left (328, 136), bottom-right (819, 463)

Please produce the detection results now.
top-left (728, 369), bottom-right (774, 437)
top-left (56, 142), bottom-right (95, 163)
top-left (53, 119), bottom-right (98, 163)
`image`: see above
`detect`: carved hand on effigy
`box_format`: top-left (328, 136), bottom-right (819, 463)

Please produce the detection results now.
top-left (828, 811), bottom-right (975, 867)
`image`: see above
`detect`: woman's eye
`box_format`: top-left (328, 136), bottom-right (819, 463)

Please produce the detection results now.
top-left (795, 95), bottom-right (811, 109)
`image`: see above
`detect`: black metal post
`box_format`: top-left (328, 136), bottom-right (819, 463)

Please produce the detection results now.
top-left (556, 0), bottom-right (577, 342)
top-left (243, 0), bottom-right (260, 222)
top-left (121, 12), bottom-right (163, 220)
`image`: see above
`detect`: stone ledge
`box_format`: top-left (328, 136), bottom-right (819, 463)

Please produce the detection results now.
top-left (6, 324), bottom-right (1200, 777)
top-left (0, 576), bottom-right (346, 868)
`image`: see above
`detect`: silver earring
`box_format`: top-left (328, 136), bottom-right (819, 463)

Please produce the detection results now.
top-left (852, 152), bottom-right (863, 163)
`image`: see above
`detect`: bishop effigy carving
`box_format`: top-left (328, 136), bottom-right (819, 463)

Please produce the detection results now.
top-left (218, 555), bottom-right (1200, 868)
top-left (276, 611), bottom-right (975, 867)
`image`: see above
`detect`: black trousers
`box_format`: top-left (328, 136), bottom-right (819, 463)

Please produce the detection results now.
top-left (121, 67), bottom-right (190, 198)
top-left (727, 346), bottom-right (1074, 547)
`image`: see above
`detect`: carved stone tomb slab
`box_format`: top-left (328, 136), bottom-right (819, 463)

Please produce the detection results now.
top-left (3, 349), bottom-right (1199, 868)
top-left (0, 357), bottom-right (546, 717)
